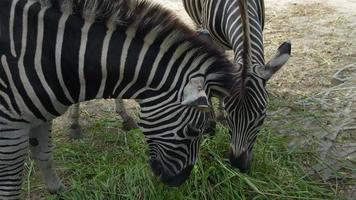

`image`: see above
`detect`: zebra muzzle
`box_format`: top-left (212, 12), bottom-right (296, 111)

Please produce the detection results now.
top-left (149, 159), bottom-right (163, 178)
top-left (149, 159), bottom-right (193, 187)
top-left (229, 148), bottom-right (253, 173)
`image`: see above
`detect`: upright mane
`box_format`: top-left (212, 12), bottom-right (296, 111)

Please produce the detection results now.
top-left (40, 0), bottom-right (195, 38)
top-left (237, 0), bottom-right (251, 92)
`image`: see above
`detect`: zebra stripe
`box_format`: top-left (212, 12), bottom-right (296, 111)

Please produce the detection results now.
top-left (1, 55), bottom-right (30, 122)
top-left (96, 30), bottom-right (112, 99)
top-left (9, 0), bottom-right (19, 57)
top-left (78, 22), bottom-right (92, 101)
top-left (118, 30), bottom-right (152, 97)
top-left (18, 1), bottom-right (57, 120)
top-left (55, 13), bottom-right (75, 103)
top-left (112, 26), bottom-right (135, 96)
top-left (35, 6), bottom-right (67, 114)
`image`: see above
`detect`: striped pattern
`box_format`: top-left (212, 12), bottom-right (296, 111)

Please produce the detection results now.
top-left (0, 0), bottom-right (238, 197)
top-left (182, 0), bottom-right (285, 169)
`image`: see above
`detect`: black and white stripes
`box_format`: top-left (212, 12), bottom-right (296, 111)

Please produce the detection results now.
top-left (0, 0), bottom-right (239, 197)
top-left (182, 0), bottom-right (291, 171)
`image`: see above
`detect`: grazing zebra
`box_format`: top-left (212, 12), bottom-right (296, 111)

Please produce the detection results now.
top-left (182, 0), bottom-right (291, 171)
top-left (68, 99), bottom-right (138, 139)
top-left (0, 0), bottom-right (239, 197)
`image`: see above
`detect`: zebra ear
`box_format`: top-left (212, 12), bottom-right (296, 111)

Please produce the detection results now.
top-left (181, 77), bottom-right (211, 111)
top-left (261, 41), bottom-right (291, 80)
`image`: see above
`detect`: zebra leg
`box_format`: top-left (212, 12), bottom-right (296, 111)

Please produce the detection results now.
top-left (68, 103), bottom-right (82, 139)
top-left (0, 129), bottom-right (29, 199)
top-left (29, 122), bottom-right (64, 194)
top-left (115, 99), bottom-right (138, 131)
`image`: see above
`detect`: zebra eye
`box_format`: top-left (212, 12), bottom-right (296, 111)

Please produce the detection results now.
top-left (186, 124), bottom-right (201, 137)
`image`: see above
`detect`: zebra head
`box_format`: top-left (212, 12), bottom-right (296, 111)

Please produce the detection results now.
top-left (141, 109), bottom-right (204, 187)
top-left (224, 0), bottom-right (292, 172)
top-left (225, 41), bottom-right (291, 172)
top-left (138, 78), bottom-right (214, 186)
top-left (138, 59), bottom-right (235, 186)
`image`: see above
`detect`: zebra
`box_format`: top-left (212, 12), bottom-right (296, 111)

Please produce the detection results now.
top-left (67, 99), bottom-right (138, 139)
top-left (182, 0), bottom-right (291, 171)
top-left (0, 0), bottom-right (239, 198)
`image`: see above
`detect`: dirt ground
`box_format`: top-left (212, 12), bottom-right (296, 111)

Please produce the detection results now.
top-left (264, 1), bottom-right (356, 198)
top-left (53, 0), bottom-right (356, 198)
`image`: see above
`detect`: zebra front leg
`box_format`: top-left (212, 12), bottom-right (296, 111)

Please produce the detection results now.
top-left (29, 122), bottom-right (64, 194)
top-left (115, 99), bottom-right (138, 131)
top-left (68, 103), bottom-right (82, 139)
top-left (0, 129), bottom-right (29, 199)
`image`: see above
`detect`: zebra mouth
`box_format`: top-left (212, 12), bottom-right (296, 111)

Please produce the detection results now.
top-left (150, 159), bottom-right (163, 177)
top-left (159, 165), bottom-right (194, 187)
top-left (229, 148), bottom-right (253, 173)
top-left (149, 160), bottom-right (193, 187)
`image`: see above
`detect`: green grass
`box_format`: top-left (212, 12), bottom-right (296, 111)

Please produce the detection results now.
top-left (24, 124), bottom-right (335, 199)
top-left (22, 98), bottom-right (339, 200)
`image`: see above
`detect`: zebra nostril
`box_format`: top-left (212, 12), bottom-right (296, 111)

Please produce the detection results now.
top-left (149, 159), bottom-right (163, 177)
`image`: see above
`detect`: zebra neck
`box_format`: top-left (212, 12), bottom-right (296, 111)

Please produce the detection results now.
top-left (230, 1), bottom-right (264, 66)
top-left (222, 0), bottom-right (246, 62)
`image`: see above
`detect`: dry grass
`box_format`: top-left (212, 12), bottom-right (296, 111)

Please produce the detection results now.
top-left (264, 3), bottom-right (355, 97)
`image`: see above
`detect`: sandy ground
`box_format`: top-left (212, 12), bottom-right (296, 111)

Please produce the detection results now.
top-left (53, 0), bottom-right (356, 198)
top-left (267, 0), bottom-right (356, 15)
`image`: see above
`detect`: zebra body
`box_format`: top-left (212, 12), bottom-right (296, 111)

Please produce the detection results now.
top-left (0, 0), bottom-right (237, 198)
top-left (183, 0), bottom-right (264, 51)
top-left (182, 0), bottom-right (291, 171)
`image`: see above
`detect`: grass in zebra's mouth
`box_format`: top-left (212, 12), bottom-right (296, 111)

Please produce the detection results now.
top-left (21, 98), bottom-right (336, 200)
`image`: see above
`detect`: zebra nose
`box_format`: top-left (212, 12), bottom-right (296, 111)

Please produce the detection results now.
top-left (149, 159), bottom-right (163, 177)
top-left (160, 165), bottom-right (194, 187)
top-left (149, 159), bottom-right (193, 187)
top-left (229, 149), bottom-right (252, 173)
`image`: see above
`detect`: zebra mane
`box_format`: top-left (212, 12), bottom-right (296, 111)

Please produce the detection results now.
top-left (238, 0), bottom-right (252, 83)
top-left (36, 0), bottom-right (197, 34)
